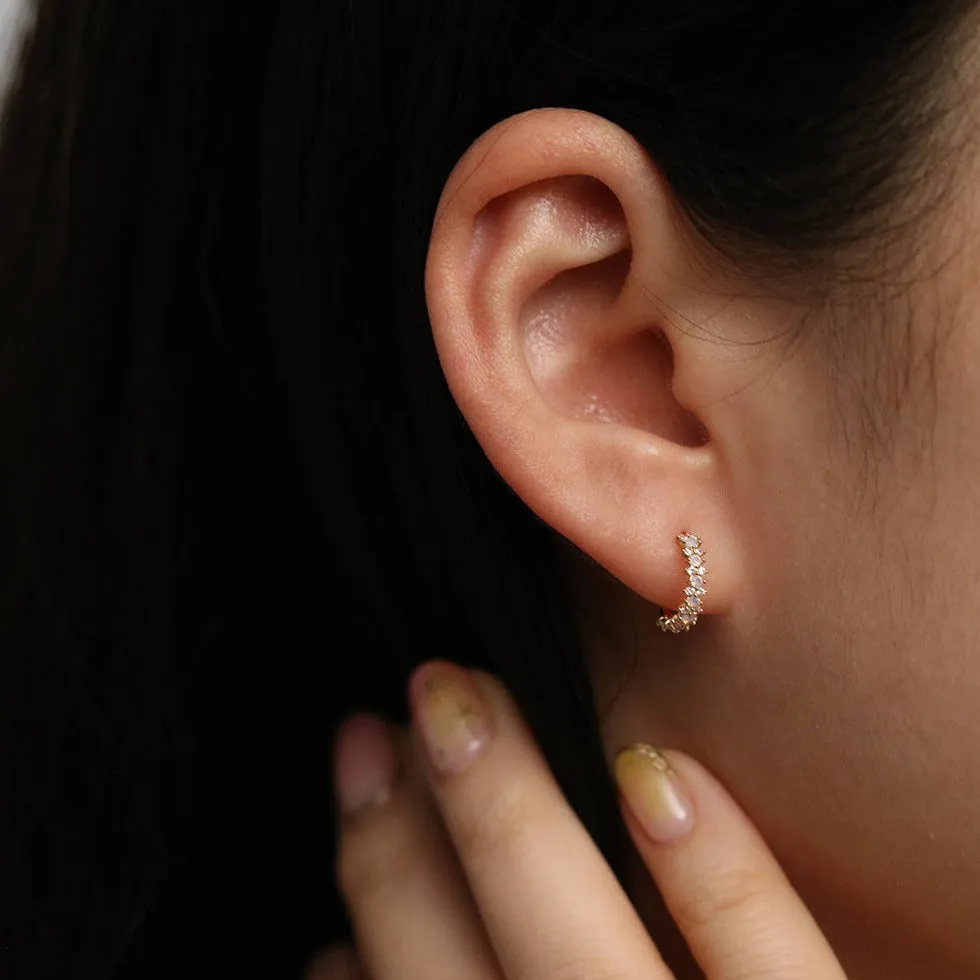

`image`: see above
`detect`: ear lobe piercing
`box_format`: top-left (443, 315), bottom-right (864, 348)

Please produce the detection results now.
top-left (657, 532), bottom-right (706, 633)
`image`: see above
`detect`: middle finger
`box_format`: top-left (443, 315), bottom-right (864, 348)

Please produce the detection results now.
top-left (408, 660), bottom-right (675, 980)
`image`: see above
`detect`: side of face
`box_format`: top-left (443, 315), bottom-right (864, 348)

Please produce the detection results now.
top-left (587, 210), bottom-right (980, 975)
top-left (423, 102), bottom-right (980, 977)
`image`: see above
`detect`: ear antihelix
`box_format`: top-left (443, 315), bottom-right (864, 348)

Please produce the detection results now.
top-left (472, 176), bottom-right (630, 300)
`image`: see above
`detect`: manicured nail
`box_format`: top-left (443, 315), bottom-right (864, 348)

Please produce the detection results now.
top-left (614, 744), bottom-right (695, 843)
top-left (409, 661), bottom-right (492, 776)
top-left (333, 714), bottom-right (397, 815)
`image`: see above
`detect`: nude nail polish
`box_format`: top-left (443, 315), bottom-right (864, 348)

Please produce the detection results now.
top-left (333, 713), bottom-right (396, 815)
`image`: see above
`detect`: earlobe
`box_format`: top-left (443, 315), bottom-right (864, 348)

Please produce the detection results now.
top-left (424, 108), bottom-right (742, 618)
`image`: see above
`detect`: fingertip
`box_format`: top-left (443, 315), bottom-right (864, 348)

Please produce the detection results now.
top-left (304, 944), bottom-right (364, 980)
top-left (333, 713), bottom-right (397, 817)
top-left (625, 746), bottom-right (781, 864)
top-left (614, 744), bottom-right (697, 845)
top-left (654, 748), bottom-right (757, 828)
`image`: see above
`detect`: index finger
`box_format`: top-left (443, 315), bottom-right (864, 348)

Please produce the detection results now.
top-left (615, 746), bottom-right (847, 980)
top-left (407, 660), bottom-right (674, 980)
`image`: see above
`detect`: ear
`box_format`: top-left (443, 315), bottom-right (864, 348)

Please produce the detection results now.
top-left (424, 108), bottom-right (755, 618)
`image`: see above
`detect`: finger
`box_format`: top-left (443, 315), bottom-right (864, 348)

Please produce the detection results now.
top-left (614, 745), bottom-right (847, 980)
top-left (333, 713), bottom-right (502, 980)
top-left (304, 944), bottom-right (367, 980)
top-left (407, 661), bottom-right (674, 980)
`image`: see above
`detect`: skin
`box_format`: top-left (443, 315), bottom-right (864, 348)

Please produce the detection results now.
top-left (323, 662), bottom-right (850, 980)
top-left (415, 97), bottom-right (980, 979)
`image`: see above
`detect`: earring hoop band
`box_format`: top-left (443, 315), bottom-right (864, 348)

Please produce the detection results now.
top-left (657, 532), bottom-right (706, 633)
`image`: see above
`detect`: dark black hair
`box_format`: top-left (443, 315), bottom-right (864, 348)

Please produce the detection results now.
top-left (0, 0), bottom-right (972, 976)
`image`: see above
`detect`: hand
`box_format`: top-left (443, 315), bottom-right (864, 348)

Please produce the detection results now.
top-left (312, 660), bottom-right (847, 980)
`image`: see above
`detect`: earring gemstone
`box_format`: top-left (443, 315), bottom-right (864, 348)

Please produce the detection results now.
top-left (658, 532), bottom-right (707, 634)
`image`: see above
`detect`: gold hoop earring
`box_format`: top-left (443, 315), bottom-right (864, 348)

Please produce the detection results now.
top-left (657, 532), bottom-right (706, 633)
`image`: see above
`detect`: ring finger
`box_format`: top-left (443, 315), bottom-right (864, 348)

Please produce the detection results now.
top-left (333, 714), bottom-right (502, 980)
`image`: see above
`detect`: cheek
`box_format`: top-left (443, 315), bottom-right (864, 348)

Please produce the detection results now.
top-left (729, 347), bottom-right (980, 957)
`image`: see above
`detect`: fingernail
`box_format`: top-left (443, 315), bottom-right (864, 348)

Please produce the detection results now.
top-left (333, 714), bottom-right (397, 815)
top-left (409, 661), bottom-right (492, 776)
top-left (614, 744), bottom-right (695, 843)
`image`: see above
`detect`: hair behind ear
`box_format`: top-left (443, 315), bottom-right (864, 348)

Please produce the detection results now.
top-left (0, 0), bottom-right (969, 976)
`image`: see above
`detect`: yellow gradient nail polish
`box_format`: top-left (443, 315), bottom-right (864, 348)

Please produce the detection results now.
top-left (410, 663), bottom-right (491, 776)
top-left (614, 744), bottom-right (695, 843)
